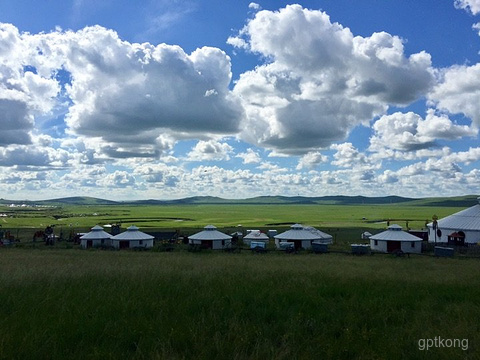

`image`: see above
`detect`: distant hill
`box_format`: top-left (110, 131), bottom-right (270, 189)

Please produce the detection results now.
top-left (0, 196), bottom-right (118, 206)
top-left (1, 195), bottom-right (477, 207)
top-left (405, 195), bottom-right (479, 208)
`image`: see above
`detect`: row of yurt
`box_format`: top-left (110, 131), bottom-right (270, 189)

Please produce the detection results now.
top-left (274, 224), bottom-right (333, 250)
top-left (427, 197), bottom-right (480, 246)
top-left (80, 225), bottom-right (154, 249)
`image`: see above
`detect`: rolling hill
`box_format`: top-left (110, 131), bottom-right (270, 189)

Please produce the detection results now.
top-left (1, 194), bottom-right (478, 207)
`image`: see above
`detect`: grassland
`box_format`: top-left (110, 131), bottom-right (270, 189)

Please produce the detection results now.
top-left (0, 249), bottom-right (478, 359)
top-left (0, 203), bottom-right (464, 242)
top-left (1, 202), bottom-right (476, 358)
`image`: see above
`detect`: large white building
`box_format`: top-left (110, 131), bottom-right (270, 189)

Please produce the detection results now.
top-left (427, 197), bottom-right (480, 246)
top-left (111, 225), bottom-right (154, 249)
top-left (274, 224), bottom-right (332, 250)
top-left (188, 225), bottom-right (232, 250)
top-left (80, 225), bottom-right (112, 249)
top-left (370, 224), bottom-right (423, 254)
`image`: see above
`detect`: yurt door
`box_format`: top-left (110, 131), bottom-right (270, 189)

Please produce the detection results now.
top-left (387, 241), bottom-right (401, 253)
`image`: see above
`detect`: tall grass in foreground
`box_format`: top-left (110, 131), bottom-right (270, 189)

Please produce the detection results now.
top-left (0, 249), bottom-right (478, 359)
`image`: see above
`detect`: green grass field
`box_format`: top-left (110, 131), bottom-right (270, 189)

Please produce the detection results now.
top-left (0, 249), bottom-right (478, 359)
top-left (0, 203), bottom-right (463, 242)
top-left (1, 203), bottom-right (476, 358)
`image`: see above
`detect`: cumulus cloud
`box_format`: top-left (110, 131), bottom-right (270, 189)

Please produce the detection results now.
top-left (296, 151), bottom-right (328, 170)
top-left (14, 25), bottom-right (244, 159)
top-left (99, 170), bottom-right (136, 188)
top-left (0, 145), bottom-right (70, 168)
top-left (429, 64), bottom-right (480, 127)
top-left (474, 22), bottom-right (480, 36)
top-left (0, 24), bottom-right (60, 146)
top-left (369, 110), bottom-right (477, 152)
top-left (186, 140), bottom-right (234, 161)
top-left (230, 5), bottom-right (434, 154)
top-left (331, 143), bottom-right (370, 168)
top-left (236, 148), bottom-right (262, 164)
top-left (454, 0), bottom-right (480, 15)
top-left (134, 163), bottom-right (182, 187)
top-left (378, 170), bottom-right (399, 184)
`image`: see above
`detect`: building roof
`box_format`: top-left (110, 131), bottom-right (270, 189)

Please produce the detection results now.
top-left (243, 231), bottom-right (270, 240)
top-left (274, 224), bottom-right (332, 241)
top-left (111, 225), bottom-right (154, 241)
top-left (370, 224), bottom-right (423, 242)
top-left (80, 225), bottom-right (113, 240)
top-left (189, 225), bottom-right (232, 241)
top-left (428, 201), bottom-right (480, 231)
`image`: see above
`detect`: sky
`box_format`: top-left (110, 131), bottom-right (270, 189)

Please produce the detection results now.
top-left (1, 0), bottom-right (480, 200)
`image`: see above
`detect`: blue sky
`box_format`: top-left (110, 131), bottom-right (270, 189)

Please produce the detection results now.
top-left (1, 0), bottom-right (480, 200)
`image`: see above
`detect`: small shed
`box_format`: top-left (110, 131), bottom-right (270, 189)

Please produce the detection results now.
top-left (111, 225), bottom-right (154, 249)
top-left (274, 224), bottom-right (332, 250)
top-left (361, 231), bottom-right (372, 240)
top-left (80, 225), bottom-right (112, 249)
top-left (188, 225), bottom-right (232, 250)
top-left (243, 231), bottom-right (270, 246)
top-left (370, 224), bottom-right (423, 254)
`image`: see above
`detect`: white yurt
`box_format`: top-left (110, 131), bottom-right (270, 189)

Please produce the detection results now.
top-left (274, 224), bottom-right (332, 250)
top-left (427, 197), bottom-right (480, 246)
top-left (80, 225), bottom-right (112, 249)
top-left (111, 225), bottom-right (154, 249)
top-left (243, 230), bottom-right (270, 246)
top-left (188, 225), bottom-right (232, 250)
top-left (370, 224), bottom-right (423, 254)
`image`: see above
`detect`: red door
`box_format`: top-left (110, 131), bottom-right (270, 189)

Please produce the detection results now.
top-left (387, 241), bottom-right (401, 253)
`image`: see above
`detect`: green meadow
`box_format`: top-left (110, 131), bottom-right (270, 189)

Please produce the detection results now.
top-left (0, 249), bottom-right (478, 359)
top-left (0, 203), bottom-right (464, 240)
top-left (1, 202), bottom-right (477, 358)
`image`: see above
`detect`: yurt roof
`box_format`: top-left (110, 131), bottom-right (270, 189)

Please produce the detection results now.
top-left (111, 225), bottom-right (154, 241)
top-left (370, 224), bottom-right (423, 242)
top-left (189, 225), bottom-right (232, 241)
top-left (428, 202), bottom-right (480, 231)
top-left (274, 224), bottom-right (332, 241)
top-left (243, 231), bottom-right (270, 240)
top-left (80, 225), bottom-right (113, 240)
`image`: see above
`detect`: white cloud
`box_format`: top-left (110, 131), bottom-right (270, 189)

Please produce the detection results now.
top-left (369, 110), bottom-right (477, 152)
top-left (99, 170), bottom-right (136, 188)
top-left (473, 22), bottom-right (480, 36)
top-left (429, 64), bottom-right (480, 127)
top-left (236, 148), bottom-right (261, 164)
top-left (454, 0), bottom-right (480, 15)
top-left (296, 151), bottom-right (328, 170)
top-left (257, 161), bottom-right (287, 173)
top-left (187, 140), bottom-right (234, 161)
top-left (378, 170), bottom-right (399, 184)
top-left (133, 163), bottom-right (182, 187)
top-left (21, 25), bottom-right (244, 159)
top-left (331, 143), bottom-right (369, 168)
top-left (0, 145), bottom-right (70, 168)
top-left (0, 24), bottom-right (60, 146)
top-left (230, 5), bottom-right (434, 154)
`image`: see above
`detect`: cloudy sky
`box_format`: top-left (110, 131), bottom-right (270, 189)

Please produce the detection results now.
top-left (1, 0), bottom-right (480, 200)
